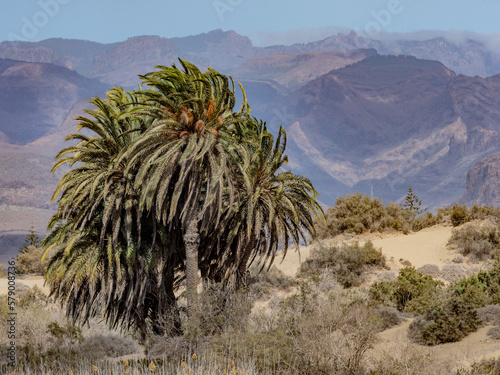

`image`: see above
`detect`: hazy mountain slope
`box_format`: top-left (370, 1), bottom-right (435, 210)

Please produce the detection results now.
top-left (233, 49), bottom-right (377, 88)
top-left (283, 55), bottom-right (500, 208)
top-left (458, 152), bottom-right (500, 207)
top-left (0, 58), bottom-right (107, 144)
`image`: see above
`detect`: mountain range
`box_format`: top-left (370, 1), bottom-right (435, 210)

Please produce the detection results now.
top-left (1, 29), bottom-right (500, 225)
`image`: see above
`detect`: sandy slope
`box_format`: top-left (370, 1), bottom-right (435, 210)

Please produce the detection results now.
top-left (274, 225), bottom-right (457, 277)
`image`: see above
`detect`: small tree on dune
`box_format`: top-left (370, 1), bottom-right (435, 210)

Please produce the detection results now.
top-left (402, 187), bottom-right (426, 229)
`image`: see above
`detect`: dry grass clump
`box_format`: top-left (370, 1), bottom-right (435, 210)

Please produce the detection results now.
top-left (448, 220), bottom-right (500, 261)
top-left (298, 240), bottom-right (386, 288)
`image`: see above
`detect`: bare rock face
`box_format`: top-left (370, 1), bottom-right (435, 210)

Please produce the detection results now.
top-left (458, 152), bottom-right (500, 207)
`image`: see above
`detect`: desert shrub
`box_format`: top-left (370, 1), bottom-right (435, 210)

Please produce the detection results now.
top-left (478, 305), bottom-right (500, 326)
top-left (369, 340), bottom-right (454, 375)
top-left (246, 265), bottom-right (295, 299)
top-left (440, 264), bottom-right (468, 282)
top-left (78, 334), bottom-right (138, 358)
top-left (408, 297), bottom-right (480, 345)
top-left (488, 326), bottom-right (500, 340)
top-left (372, 305), bottom-right (409, 331)
top-left (453, 264), bottom-right (500, 308)
top-left (459, 357), bottom-right (500, 374)
top-left (182, 282), bottom-right (253, 340)
top-left (316, 193), bottom-right (411, 238)
top-left (0, 262), bottom-right (5, 277)
top-left (413, 211), bottom-right (439, 231)
top-left (417, 264), bottom-right (441, 278)
top-left (448, 221), bottom-right (500, 260)
top-left (16, 245), bottom-right (47, 275)
top-left (369, 267), bottom-right (444, 314)
top-left (298, 241), bottom-right (385, 288)
top-left (451, 204), bottom-right (469, 227)
top-left (17, 285), bottom-right (49, 308)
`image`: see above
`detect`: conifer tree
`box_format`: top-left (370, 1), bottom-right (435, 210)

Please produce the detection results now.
top-left (18, 224), bottom-right (40, 254)
top-left (402, 187), bottom-right (426, 228)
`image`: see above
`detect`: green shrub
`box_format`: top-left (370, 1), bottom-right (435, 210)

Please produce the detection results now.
top-left (451, 205), bottom-right (469, 227)
top-left (316, 193), bottom-right (411, 238)
top-left (453, 264), bottom-right (500, 307)
top-left (408, 297), bottom-right (480, 345)
top-left (369, 267), bottom-right (444, 314)
top-left (298, 241), bottom-right (385, 288)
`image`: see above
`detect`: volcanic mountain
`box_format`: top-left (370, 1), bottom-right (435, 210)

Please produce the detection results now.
top-left (282, 55), bottom-right (500, 208)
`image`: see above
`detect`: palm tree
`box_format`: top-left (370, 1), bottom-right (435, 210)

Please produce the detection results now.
top-left (43, 87), bottom-right (183, 339)
top-left (123, 60), bottom-right (252, 317)
top-left (203, 120), bottom-right (325, 287)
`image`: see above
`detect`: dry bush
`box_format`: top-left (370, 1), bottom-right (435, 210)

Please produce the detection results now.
top-left (78, 334), bottom-right (139, 358)
top-left (375, 270), bottom-right (397, 282)
top-left (417, 264), bottom-right (441, 278)
top-left (440, 264), bottom-right (468, 282)
top-left (460, 357), bottom-right (500, 374)
top-left (368, 340), bottom-right (455, 375)
top-left (487, 326), bottom-right (500, 340)
top-left (246, 265), bottom-right (295, 299)
top-left (448, 221), bottom-right (500, 261)
top-left (182, 282), bottom-right (254, 341)
top-left (372, 305), bottom-right (409, 331)
top-left (299, 240), bottom-right (385, 288)
top-left (477, 305), bottom-right (500, 326)
top-left (16, 245), bottom-right (47, 275)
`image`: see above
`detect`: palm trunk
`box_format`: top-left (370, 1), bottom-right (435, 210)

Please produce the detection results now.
top-left (184, 217), bottom-right (200, 318)
top-left (236, 239), bottom-right (255, 289)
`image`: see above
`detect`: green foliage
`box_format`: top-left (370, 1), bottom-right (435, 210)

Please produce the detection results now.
top-left (453, 264), bottom-right (500, 307)
top-left (408, 297), bottom-right (480, 345)
top-left (315, 192), bottom-right (439, 239)
top-left (402, 187), bottom-right (427, 229)
top-left (451, 204), bottom-right (469, 227)
top-left (18, 225), bottom-right (40, 254)
top-left (448, 221), bottom-right (500, 260)
top-left (369, 267), bottom-right (444, 314)
top-left (298, 241), bottom-right (386, 288)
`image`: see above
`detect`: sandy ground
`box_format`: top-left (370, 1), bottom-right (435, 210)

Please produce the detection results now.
top-left (274, 225), bottom-right (456, 277)
top-left (0, 275), bottom-right (49, 295)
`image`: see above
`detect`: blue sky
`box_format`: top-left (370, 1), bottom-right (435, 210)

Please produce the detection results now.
top-left (2, 0), bottom-right (500, 45)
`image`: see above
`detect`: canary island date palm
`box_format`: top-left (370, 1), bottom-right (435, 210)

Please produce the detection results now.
top-left (43, 87), bottom-right (183, 339)
top-left (123, 60), bottom-right (252, 317)
top-left (203, 120), bottom-right (324, 287)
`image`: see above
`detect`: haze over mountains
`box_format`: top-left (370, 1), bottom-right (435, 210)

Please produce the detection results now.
top-left (1, 28), bottom-right (500, 227)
